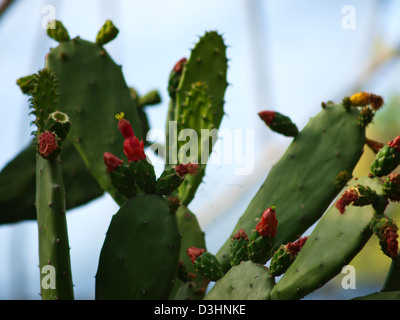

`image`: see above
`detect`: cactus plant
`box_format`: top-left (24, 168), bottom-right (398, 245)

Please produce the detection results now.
top-left (5, 18), bottom-right (400, 301)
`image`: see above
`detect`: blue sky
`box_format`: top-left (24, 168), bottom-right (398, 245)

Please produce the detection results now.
top-left (0, 0), bottom-right (400, 299)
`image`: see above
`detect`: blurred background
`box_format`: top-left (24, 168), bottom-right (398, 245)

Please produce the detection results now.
top-left (0, 0), bottom-right (400, 299)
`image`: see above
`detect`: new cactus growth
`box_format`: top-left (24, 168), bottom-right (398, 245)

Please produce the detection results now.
top-left (371, 214), bottom-right (399, 260)
top-left (258, 111), bottom-right (299, 137)
top-left (230, 229), bottom-right (250, 267)
top-left (46, 20), bottom-right (70, 43)
top-left (155, 163), bottom-right (199, 196)
top-left (96, 20), bottom-right (119, 46)
top-left (247, 207), bottom-right (278, 264)
top-left (371, 135), bottom-right (400, 177)
top-left (269, 236), bottom-right (308, 277)
top-left (187, 248), bottom-right (224, 282)
top-left (383, 173), bottom-right (400, 202)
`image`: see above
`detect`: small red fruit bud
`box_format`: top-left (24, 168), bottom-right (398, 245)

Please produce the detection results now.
top-left (286, 236), bottom-right (308, 256)
top-left (187, 247), bottom-right (206, 264)
top-left (123, 136), bottom-right (146, 162)
top-left (116, 113), bottom-right (134, 139)
top-left (258, 111), bottom-right (276, 126)
top-left (256, 206), bottom-right (278, 237)
top-left (335, 188), bottom-right (359, 214)
top-left (38, 131), bottom-right (59, 158)
top-left (369, 94), bottom-right (384, 111)
top-left (384, 226), bottom-right (399, 259)
top-left (175, 163), bottom-right (200, 177)
top-left (388, 136), bottom-right (400, 152)
top-left (232, 228), bottom-right (249, 241)
top-left (103, 152), bottom-right (123, 173)
top-left (173, 58), bottom-right (187, 74)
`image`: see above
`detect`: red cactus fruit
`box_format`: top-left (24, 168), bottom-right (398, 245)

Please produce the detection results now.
top-left (124, 136), bottom-right (146, 162)
top-left (232, 228), bottom-right (249, 241)
top-left (256, 206), bottom-right (278, 237)
top-left (286, 236), bottom-right (308, 256)
top-left (38, 131), bottom-right (59, 158)
top-left (187, 247), bottom-right (206, 264)
top-left (116, 112), bottom-right (134, 139)
top-left (258, 111), bottom-right (276, 126)
top-left (335, 188), bottom-right (359, 214)
top-left (388, 136), bottom-right (400, 152)
top-left (103, 152), bottom-right (123, 173)
top-left (173, 57), bottom-right (187, 74)
top-left (384, 226), bottom-right (399, 259)
top-left (175, 163), bottom-right (200, 177)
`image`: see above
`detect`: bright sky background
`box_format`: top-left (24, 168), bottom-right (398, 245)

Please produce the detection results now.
top-left (1, 0), bottom-right (400, 299)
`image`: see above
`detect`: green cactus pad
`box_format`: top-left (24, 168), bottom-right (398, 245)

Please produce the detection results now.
top-left (96, 20), bottom-right (119, 46)
top-left (205, 261), bottom-right (275, 300)
top-left (371, 144), bottom-right (400, 177)
top-left (259, 111), bottom-right (299, 137)
top-left (247, 230), bottom-right (275, 264)
top-left (217, 103), bottom-right (366, 272)
top-left (269, 112), bottom-right (299, 137)
top-left (270, 176), bottom-right (382, 300)
top-left (16, 74), bottom-right (36, 94)
top-left (155, 165), bottom-right (183, 196)
top-left (175, 32), bottom-right (228, 134)
top-left (170, 205), bottom-right (208, 300)
top-left (382, 252), bottom-right (400, 292)
top-left (36, 156), bottom-right (74, 300)
top-left (46, 20), bottom-right (70, 43)
top-left (230, 237), bottom-right (250, 267)
top-left (383, 174), bottom-right (400, 202)
top-left (175, 81), bottom-right (215, 204)
top-left (128, 160), bottom-right (156, 194)
top-left (45, 36), bottom-right (143, 204)
top-left (269, 245), bottom-right (294, 277)
top-left (194, 252), bottom-right (224, 282)
top-left (352, 291), bottom-right (400, 300)
top-left (167, 31), bottom-right (228, 205)
top-left (95, 194), bottom-right (181, 300)
top-left (109, 163), bottom-right (137, 198)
